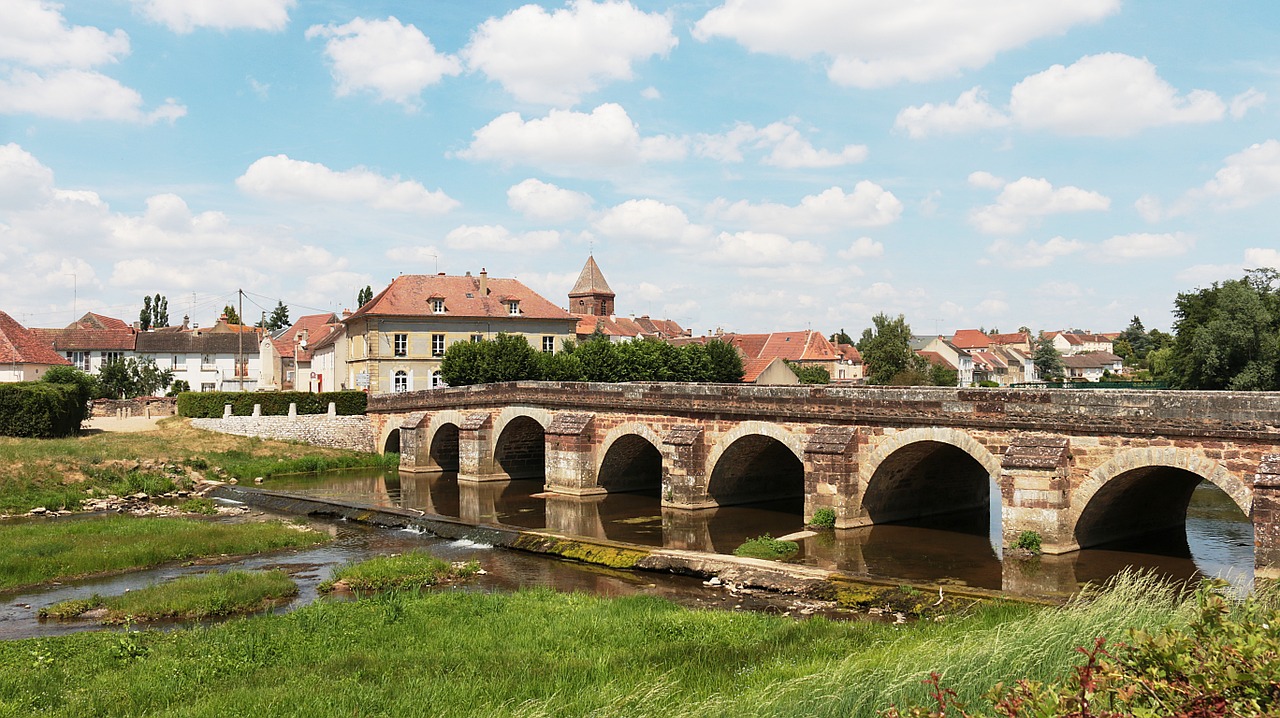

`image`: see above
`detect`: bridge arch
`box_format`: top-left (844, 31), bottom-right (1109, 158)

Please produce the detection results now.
top-left (1070, 447), bottom-right (1251, 549)
top-left (492, 407), bottom-right (551, 480)
top-left (423, 410), bottom-right (467, 473)
top-left (705, 422), bottom-right (805, 507)
top-left (860, 428), bottom-right (1001, 525)
top-left (595, 423), bottom-right (664, 494)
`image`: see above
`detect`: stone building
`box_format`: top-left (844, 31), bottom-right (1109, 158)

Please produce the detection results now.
top-left (568, 256), bottom-right (689, 342)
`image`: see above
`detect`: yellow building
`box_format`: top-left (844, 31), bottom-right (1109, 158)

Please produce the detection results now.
top-left (343, 270), bottom-right (578, 393)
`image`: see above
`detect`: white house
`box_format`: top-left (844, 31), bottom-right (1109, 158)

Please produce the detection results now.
top-left (136, 330), bottom-right (260, 392)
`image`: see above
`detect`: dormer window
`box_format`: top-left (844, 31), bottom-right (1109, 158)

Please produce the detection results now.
top-left (508, 300), bottom-right (520, 316)
top-left (432, 298), bottom-right (445, 314)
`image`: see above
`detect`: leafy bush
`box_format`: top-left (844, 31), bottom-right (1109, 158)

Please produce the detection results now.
top-left (809, 507), bottom-right (837, 529)
top-left (733, 534), bottom-right (800, 561)
top-left (0, 382), bottom-right (82, 437)
top-left (177, 390), bottom-right (366, 418)
top-left (1014, 530), bottom-right (1042, 553)
top-left (41, 366), bottom-right (96, 428)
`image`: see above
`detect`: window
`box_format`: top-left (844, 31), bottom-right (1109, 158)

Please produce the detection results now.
top-left (101, 351), bottom-right (122, 364)
top-left (432, 334), bottom-right (445, 356)
top-left (393, 370), bottom-right (409, 392)
top-left (200, 382), bottom-right (215, 392)
top-left (471, 334), bottom-right (483, 343)
top-left (171, 355), bottom-right (181, 368)
top-left (432, 299), bottom-right (445, 314)
top-left (542, 336), bottom-right (555, 353)
top-left (430, 370), bottom-right (445, 389)
top-left (66, 352), bottom-right (89, 371)
top-left (201, 354), bottom-right (215, 369)
top-left (394, 333), bottom-right (407, 357)
top-left (508, 301), bottom-right (520, 316)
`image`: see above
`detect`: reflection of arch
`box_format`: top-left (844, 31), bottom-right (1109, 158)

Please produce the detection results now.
top-left (596, 423), bottom-right (664, 494)
top-left (705, 423), bottom-right (805, 507)
top-left (493, 414), bottom-right (546, 480)
top-left (861, 428), bottom-right (999, 526)
top-left (1071, 448), bottom-right (1251, 549)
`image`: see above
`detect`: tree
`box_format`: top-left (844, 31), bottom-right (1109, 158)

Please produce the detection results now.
top-left (97, 357), bottom-right (174, 399)
top-left (857, 313), bottom-right (915, 385)
top-left (1119, 316), bottom-right (1150, 363)
top-left (829, 329), bottom-right (853, 345)
top-left (154, 294), bottom-right (169, 328)
top-left (265, 301), bottom-right (290, 331)
top-left (357, 286), bottom-right (373, 308)
top-left (487, 333), bottom-right (541, 382)
top-left (42, 366), bottom-right (98, 429)
top-left (704, 339), bottom-right (744, 382)
top-left (1168, 269), bottom-right (1279, 390)
top-left (139, 295), bottom-right (153, 331)
top-left (786, 361), bottom-right (830, 384)
top-left (1033, 334), bottom-right (1066, 383)
top-left (222, 304), bottom-right (241, 325)
top-left (439, 340), bottom-right (490, 387)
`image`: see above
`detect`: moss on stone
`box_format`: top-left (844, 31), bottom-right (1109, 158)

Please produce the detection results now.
top-left (512, 535), bottom-right (648, 569)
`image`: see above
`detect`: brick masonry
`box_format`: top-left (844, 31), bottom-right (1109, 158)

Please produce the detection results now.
top-left (191, 415), bottom-right (375, 453)
top-left (369, 382), bottom-right (1280, 574)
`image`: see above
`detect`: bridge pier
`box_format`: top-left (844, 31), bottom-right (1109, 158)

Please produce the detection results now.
top-left (457, 412), bottom-right (503, 482)
top-left (1000, 435), bottom-right (1075, 554)
top-left (802, 426), bottom-right (860, 526)
top-left (544, 412), bottom-right (605, 496)
top-left (661, 425), bottom-right (715, 509)
top-left (1256, 456), bottom-right (1280, 579)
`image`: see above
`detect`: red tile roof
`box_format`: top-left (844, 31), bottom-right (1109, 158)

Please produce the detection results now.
top-left (988, 332), bottom-right (1031, 346)
top-left (916, 351), bottom-right (956, 370)
top-left (0, 311), bottom-right (73, 366)
top-left (950, 329), bottom-right (991, 350)
top-left (835, 343), bottom-right (862, 362)
top-left (71, 312), bottom-right (131, 331)
top-left (575, 314), bottom-right (687, 340)
top-left (347, 274), bottom-right (575, 322)
top-left (273, 313), bottom-right (340, 362)
top-left (741, 357), bottom-right (777, 383)
top-left (32, 312), bottom-right (138, 352)
top-left (750, 331), bottom-right (840, 362)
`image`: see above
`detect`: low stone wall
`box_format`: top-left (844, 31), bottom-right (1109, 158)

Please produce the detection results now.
top-left (190, 415), bottom-right (376, 453)
top-left (92, 397), bottom-right (177, 418)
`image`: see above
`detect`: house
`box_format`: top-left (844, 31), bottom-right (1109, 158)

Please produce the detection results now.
top-left (0, 311), bottom-right (72, 382)
top-left (258, 313), bottom-right (340, 391)
top-left (135, 330), bottom-right (261, 392)
top-left (726, 330), bottom-right (842, 377)
top-left (343, 269), bottom-right (579, 393)
top-left (1048, 331), bottom-right (1115, 356)
top-left (911, 336), bottom-right (973, 386)
top-left (742, 357), bottom-right (800, 385)
top-left (569, 256), bottom-right (690, 342)
top-left (308, 321), bottom-right (349, 393)
top-left (833, 343), bottom-right (864, 383)
top-left (1060, 352), bottom-right (1125, 382)
top-left (950, 329), bottom-right (992, 353)
top-left (30, 312), bottom-right (138, 373)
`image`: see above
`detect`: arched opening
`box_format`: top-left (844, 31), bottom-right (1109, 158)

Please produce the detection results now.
top-left (393, 370), bottom-right (409, 392)
top-left (598, 434), bottom-right (662, 496)
top-left (383, 428), bottom-right (401, 455)
top-left (428, 423), bottom-right (459, 473)
top-left (493, 416), bottom-right (545, 481)
top-left (1074, 467), bottom-right (1253, 557)
top-left (707, 435), bottom-right (803, 508)
top-left (862, 441), bottom-right (993, 533)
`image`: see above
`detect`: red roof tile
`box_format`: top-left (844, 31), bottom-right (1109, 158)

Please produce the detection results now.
top-left (988, 332), bottom-right (1031, 346)
top-left (0, 311), bottom-right (73, 366)
top-left (348, 274), bottom-right (575, 322)
top-left (273, 313), bottom-right (340, 362)
top-left (950, 329), bottom-right (991, 349)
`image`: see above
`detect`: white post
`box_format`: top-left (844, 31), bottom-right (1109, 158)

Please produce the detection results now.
top-left (252, 404), bottom-right (261, 417)
top-left (288, 402), bottom-right (297, 419)
top-left (327, 402), bottom-right (337, 418)
top-left (224, 404), bottom-right (232, 418)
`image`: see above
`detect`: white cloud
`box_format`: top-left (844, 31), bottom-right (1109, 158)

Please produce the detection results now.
top-left (1009, 54), bottom-right (1225, 137)
top-left (1245, 248), bottom-right (1280, 269)
top-left (697, 120), bottom-right (866, 168)
top-left (132, 0), bottom-right (295, 33)
top-left (641, 86), bottom-right (661, 100)
top-left (1196, 140), bottom-right (1280, 209)
top-left (463, 0), bottom-right (676, 106)
top-left (1230, 88), bottom-right (1266, 119)
top-left (457, 103), bottom-right (686, 175)
top-left (236, 155), bottom-right (458, 215)
top-left (693, 0), bottom-right (1118, 88)
top-left (593, 199), bottom-right (712, 245)
top-left (837, 237), bottom-right (884, 260)
top-left (1, 0), bottom-right (130, 68)
top-left (709, 182), bottom-right (903, 234)
top-left (507, 178), bottom-right (593, 222)
top-left (970, 176), bottom-right (1110, 234)
top-left (967, 171), bottom-right (1005, 190)
top-left (1097, 232), bottom-right (1194, 261)
top-left (306, 17), bottom-right (462, 108)
top-left (1135, 194), bottom-right (1163, 223)
top-left (899, 54), bottom-right (1228, 138)
top-left (895, 88), bottom-right (1009, 138)
top-left (985, 236), bottom-right (1084, 268)
top-left (444, 225), bottom-right (561, 253)
top-left (704, 231), bottom-right (823, 266)
top-left (0, 143), bottom-right (55, 210)
top-left (0, 69), bottom-right (186, 123)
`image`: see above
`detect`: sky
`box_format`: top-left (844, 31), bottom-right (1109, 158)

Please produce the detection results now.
top-left (2, 0), bottom-right (1279, 337)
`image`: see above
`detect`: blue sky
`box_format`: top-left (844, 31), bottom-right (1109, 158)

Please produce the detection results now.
top-left (2, 0), bottom-right (1278, 336)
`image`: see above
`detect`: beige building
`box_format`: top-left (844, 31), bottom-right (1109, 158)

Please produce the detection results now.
top-left (344, 270), bottom-right (579, 393)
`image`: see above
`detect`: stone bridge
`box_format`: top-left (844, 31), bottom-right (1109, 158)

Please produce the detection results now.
top-left (367, 382), bottom-right (1280, 575)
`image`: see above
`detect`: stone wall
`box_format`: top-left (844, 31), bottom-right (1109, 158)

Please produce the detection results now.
top-left (191, 415), bottom-right (376, 453)
top-left (92, 397), bottom-right (177, 418)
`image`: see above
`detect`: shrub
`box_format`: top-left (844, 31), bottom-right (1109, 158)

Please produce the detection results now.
top-left (41, 366), bottom-right (96, 428)
top-left (177, 390), bottom-right (367, 418)
top-left (0, 382), bottom-right (82, 437)
top-left (1014, 530), bottom-right (1042, 553)
top-left (733, 534), bottom-right (799, 561)
top-left (809, 507), bottom-right (837, 529)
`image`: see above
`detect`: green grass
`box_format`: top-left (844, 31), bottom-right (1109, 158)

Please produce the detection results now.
top-left (213, 451), bottom-right (400, 481)
top-left (0, 573), bottom-right (1193, 717)
top-left (733, 534), bottom-right (800, 560)
top-left (0, 516), bottom-right (329, 591)
top-left (38, 570), bottom-right (298, 623)
top-left (319, 551), bottom-right (481, 593)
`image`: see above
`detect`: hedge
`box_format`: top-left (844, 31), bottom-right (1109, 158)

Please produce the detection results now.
top-left (176, 391), bottom-right (367, 418)
top-left (0, 382), bottom-right (83, 438)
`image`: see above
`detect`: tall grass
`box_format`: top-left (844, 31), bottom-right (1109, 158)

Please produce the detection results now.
top-left (320, 551), bottom-right (480, 592)
top-left (0, 516), bottom-right (328, 590)
top-left (0, 573), bottom-right (1194, 717)
top-left (39, 570), bottom-right (298, 623)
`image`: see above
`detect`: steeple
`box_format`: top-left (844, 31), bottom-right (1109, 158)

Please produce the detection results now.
top-left (568, 255), bottom-right (616, 317)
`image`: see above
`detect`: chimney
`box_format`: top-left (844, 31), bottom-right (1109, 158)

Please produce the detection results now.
top-left (182, 314), bottom-right (190, 330)
top-left (479, 268), bottom-right (488, 295)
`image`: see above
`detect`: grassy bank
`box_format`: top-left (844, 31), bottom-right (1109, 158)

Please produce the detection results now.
top-left (38, 570), bottom-right (298, 624)
top-left (0, 418), bottom-right (395, 514)
top-left (0, 574), bottom-right (1200, 717)
top-left (0, 516), bottom-right (327, 591)
top-left (320, 551), bottom-right (481, 593)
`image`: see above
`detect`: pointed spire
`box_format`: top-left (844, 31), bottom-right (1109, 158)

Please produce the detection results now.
top-left (569, 255), bottom-right (615, 297)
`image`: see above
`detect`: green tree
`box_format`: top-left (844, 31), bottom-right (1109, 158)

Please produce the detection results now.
top-left (42, 366), bottom-right (98, 429)
top-left (857, 313), bottom-right (915, 385)
top-left (537, 351), bottom-right (585, 381)
top-left (1033, 334), bottom-right (1066, 383)
top-left (439, 340), bottom-right (490, 386)
top-left (1168, 269), bottom-right (1279, 390)
top-left (97, 358), bottom-right (174, 399)
top-left (265, 301), bottom-right (290, 331)
top-left (704, 339), bottom-right (744, 382)
top-left (1119, 315), bottom-right (1151, 363)
top-left (786, 361), bottom-right (830, 384)
top-left (357, 286), bottom-right (373, 308)
top-left (487, 333), bottom-right (541, 382)
top-left (222, 304), bottom-right (241, 325)
top-left (829, 329), bottom-right (853, 345)
top-left (153, 294), bottom-right (169, 328)
top-left (139, 295), bottom-right (153, 331)
top-left (574, 335), bottom-right (622, 382)
top-left (928, 361), bottom-right (959, 387)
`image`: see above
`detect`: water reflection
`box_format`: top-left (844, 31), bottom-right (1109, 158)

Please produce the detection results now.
top-left (264, 469), bottom-right (1254, 598)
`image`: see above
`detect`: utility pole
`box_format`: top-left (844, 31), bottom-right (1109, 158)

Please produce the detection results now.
top-left (237, 289), bottom-right (245, 392)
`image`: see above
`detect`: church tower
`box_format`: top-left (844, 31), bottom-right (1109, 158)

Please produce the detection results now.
top-left (568, 255), bottom-right (615, 317)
